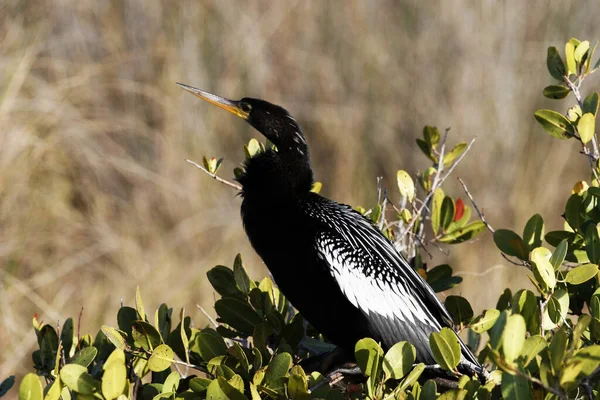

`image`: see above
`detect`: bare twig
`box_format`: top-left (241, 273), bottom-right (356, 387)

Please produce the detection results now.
top-left (457, 177), bottom-right (495, 233)
top-left (515, 369), bottom-right (567, 400)
top-left (196, 304), bottom-right (219, 328)
top-left (186, 159), bottom-right (242, 191)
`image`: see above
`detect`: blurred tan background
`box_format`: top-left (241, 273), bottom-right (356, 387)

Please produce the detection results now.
top-left (1, 0), bottom-right (599, 380)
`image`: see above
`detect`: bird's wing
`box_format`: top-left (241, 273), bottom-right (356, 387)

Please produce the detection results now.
top-left (307, 197), bottom-right (477, 364)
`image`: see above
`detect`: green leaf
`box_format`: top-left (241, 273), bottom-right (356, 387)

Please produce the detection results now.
top-left (102, 349), bottom-right (127, 400)
top-left (501, 372), bottom-right (532, 400)
top-left (583, 92), bottom-right (599, 115)
top-left (549, 327), bottom-right (569, 372)
top-left (470, 308), bottom-right (500, 333)
top-left (162, 371), bottom-right (181, 393)
top-left (574, 40), bottom-right (590, 63)
top-left (399, 363), bottom-right (425, 391)
top-left (511, 290), bottom-right (540, 334)
top-left (355, 338), bottom-right (384, 378)
top-left (60, 364), bottom-right (98, 394)
top-left (233, 254), bottom-right (252, 296)
top-left (439, 221), bottom-right (486, 244)
top-left (531, 247), bottom-right (556, 290)
top-left (206, 379), bottom-right (228, 400)
top-left (431, 188), bottom-right (445, 235)
top-left (196, 328), bottom-right (228, 362)
top-left (543, 85), bottom-right (570, 99)
top-left (382, 341), bottom-right (416, 380)
top-left (534, 109), bottom-right (575, 139)
top-left (445, 296), bottom-right (473, 326)
top-left (426, 264), bottom-right (463, 293)
top-left (131, 320), bottom-right (162, 350)
top-left (429, 327), bottom-right (461, 371)
top-left (71, 346), bottom-right (98, 367)
top-left (565, 263), bottom-right (599, 285)
top-left (489, 311), bottom-right (509, 350)
top-left (420, 167), bottom-right (437, 191)
top-left (502, 314), bottom-right (526, 363)
top-left (207, 266), bottom-right (243, 299)
top-left (60, 318), bottom-right (74, 361)
top-left (288, 374), bottom-right (310, 400)
top-left (0, 376), bottom-right (15, 397)
top-left (493, 229), bottom-right (528, 260)
top-left (442, 142), bottom-right (467, 166)
top-left (19, 374), bottom-right (43, 400)
top-left (189, 377), bottom-right (212, 393)
top-left (135, 286), bottom-right (146, 322)
top-left (566, 40), bottom-right (577, 75)
top-left (424, 126), bottom-right (440, 148)
top-left (215, 298), bottom-right (262, 335)
top-left (550, 239), bottom-right (568, 270)
top-left (416, 139), bottom-right (434, 162)
top-left (546, 46), bottom-right (566, 80)
top-left (264, 353), bottom-right (292, 385)
top-left (520, 336), bottom-right (546, 367)
top-left (147, 344), bottom-right (174, 372)
top-left (578, 113), bottom-right (596, 144)
top-left (440, 196), bottom-right (455, 232)
top-left (543, 289), bottom-right (569, 329)
top-left (585, 225), bottom-right (600, 264)
top-left (397, 170), bottom-right (415, 202)
top-left (523, 214), bottom-right (544, 249)
top-left (245, 138), bottom-right (261, 159)
top-left (370, 204), bottom-right (382, 223)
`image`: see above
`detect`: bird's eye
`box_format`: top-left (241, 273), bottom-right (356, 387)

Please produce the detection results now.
top-left (240, 102), bottom-right (252, 113)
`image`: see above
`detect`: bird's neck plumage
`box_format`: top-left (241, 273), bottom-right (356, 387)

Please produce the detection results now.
top-left (237, 148), bottom-right (314, 200)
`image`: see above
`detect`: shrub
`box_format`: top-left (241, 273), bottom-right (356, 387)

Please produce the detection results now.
top-left (5, 37), bottom-right (600, 400)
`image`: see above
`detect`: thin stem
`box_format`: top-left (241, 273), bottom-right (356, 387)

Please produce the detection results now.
top-left (186, 159), bottom-right (242, 191)
top-left (457, 177), bottom-right (495, 233)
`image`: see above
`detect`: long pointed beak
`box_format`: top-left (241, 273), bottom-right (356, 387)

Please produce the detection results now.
top-left (176, 82), bottom-right (249, 120)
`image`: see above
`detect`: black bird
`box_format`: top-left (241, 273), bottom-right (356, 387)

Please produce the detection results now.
top-left (178, 83), bottom-right (484, 378)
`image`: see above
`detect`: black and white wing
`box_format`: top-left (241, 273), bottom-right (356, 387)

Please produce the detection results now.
top-left (307, 197), bottom-right (477, 365)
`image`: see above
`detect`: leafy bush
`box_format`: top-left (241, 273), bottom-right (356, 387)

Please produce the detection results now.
top-left (5, 37), bottom-right (600, 399)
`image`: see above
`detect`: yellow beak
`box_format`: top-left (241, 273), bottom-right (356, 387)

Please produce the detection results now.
top-left (176, 82), bottom-right (249, 120)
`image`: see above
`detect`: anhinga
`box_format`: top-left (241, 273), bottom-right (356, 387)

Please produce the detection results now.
top-left (177, 82), bottom-right (484, 379)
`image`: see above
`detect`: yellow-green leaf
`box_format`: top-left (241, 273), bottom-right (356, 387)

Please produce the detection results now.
top-left (19, 374), bottom-right (43, 400)
top-left (102, 349), bottom-right (127, 400)
top-left (431, 188), bottom-right (445, 235)
top-left (578, 113), bottom-right (596, 144)
top-left (574, 40), bottom-right (590, 63)
top-left (531, 247), bottom-right (556, 290)
top-left (565, 264), bottom-right (599, 285)
top-left (383, 341), bottom-right (416, 380)
top-left (60, 365), bottom-right (97, 394)
top-left (566, 40), bottom-right (577, 75)
top-left (502, 315), bottom-right (526, 363)
top-left (429, 327), bottom-right (461, 371)
top-left (534, 109), bottom-right (575, 139)
top-left (397, 170), bottom-right (415, 201)
top-left (147, 344), bottom-right (174, 372)
top-left (470, 308), bottom-right (500, 333)
top-left (442, 142), bottom-right (467, 166)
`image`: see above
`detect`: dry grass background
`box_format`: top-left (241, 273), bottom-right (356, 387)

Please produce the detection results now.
top-left (1, 0), bottom-right (599, 383)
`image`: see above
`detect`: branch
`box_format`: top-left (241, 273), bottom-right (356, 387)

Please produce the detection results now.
top-left (457, 177), bottom-right (495, 233)
top-left (186, 159), bottom-right (242, 191)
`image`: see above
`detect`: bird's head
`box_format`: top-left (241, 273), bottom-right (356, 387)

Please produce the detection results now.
top-left (177, 83), bottom-right (308, 159)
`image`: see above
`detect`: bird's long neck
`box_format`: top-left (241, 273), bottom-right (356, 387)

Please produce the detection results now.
top-left (237, 148), bottom-right (314, 200)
